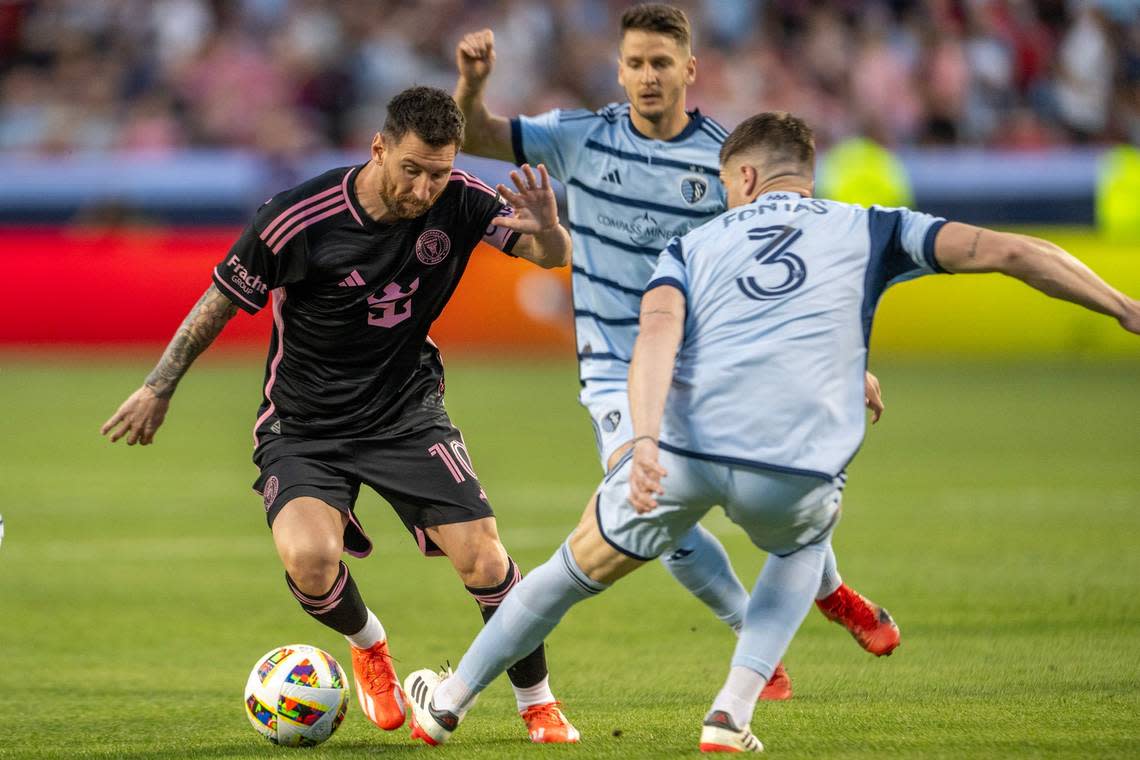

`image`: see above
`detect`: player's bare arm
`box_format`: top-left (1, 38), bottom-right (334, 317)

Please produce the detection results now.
top-left (864, 371), bottom-right (884, 424)
top-left (454, 28), bottom-right (513, 161)
top-left (101, 284), bottom-right (238, 445)
top-left (627, 285), bottom-right (686, 514)
top-left (493, 163), bottom-right (570, 269)
top-left (934, 222), bottom-right (1140, 334)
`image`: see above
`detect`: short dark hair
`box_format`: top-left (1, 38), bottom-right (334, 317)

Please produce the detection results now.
top-left (382, 86), bottom-right (465, 148)
top-left (620, 3), bottom-right (691, 48)
top-left (720, 112), bottom-right (815, 170)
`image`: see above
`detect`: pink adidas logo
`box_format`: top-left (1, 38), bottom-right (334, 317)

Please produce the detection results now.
top-left (338, 269), bottom-right (366, 288)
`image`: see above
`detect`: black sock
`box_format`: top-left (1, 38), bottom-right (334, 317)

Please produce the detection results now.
top-left (466, 557), bottom-right (549, 689)
top-left (286, 561), bottom-right (368, 636)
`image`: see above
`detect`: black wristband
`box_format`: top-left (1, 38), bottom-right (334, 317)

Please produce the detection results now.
top-left (631, 435), bottom-right (657, 446)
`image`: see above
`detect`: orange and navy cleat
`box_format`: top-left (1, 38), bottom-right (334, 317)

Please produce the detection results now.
top-left (759, 662), bottom-right (792, 701)
top-left (699, 710), bottom-right (764, 753)
top-left (816, 584), bottom-right (900, 657)
top-left (520, 701), bottom-right (580, 743)
top-left (350, 639), bottom-right (406, 730)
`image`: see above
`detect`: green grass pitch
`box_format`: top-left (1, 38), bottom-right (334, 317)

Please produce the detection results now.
top-left (1, 356), bottom-right (1138, 758)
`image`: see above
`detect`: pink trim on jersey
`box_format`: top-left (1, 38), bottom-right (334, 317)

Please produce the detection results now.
top-left (261, 185), bottom-right (341, 242)
top-left (270, 203), bottom-right (348, 254)
top-left (213, 266), bottom-right (263, 311)
top-left (344, 510), bottom-right (373, 558)
top-left (449, 169), bottom-right (497, 197)
top-left (265, 194), bottom-right (345, 249)
top-left (414, 526), bottom-right (446, 557)
top-left (253, 287), bottom-right (287, 447)
top-left (341, 168), bottom-right (365, 227)
top-left (468, 563), bottom-right (521, 606)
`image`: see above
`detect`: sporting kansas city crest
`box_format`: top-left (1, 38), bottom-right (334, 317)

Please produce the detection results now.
top-left (680, 176), bottom-right (708, 205)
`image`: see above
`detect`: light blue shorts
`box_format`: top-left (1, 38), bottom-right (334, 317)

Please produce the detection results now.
top-left (595, 448), bottom-right (842, 560)
top-left (579, 380), bottom-right (633, 471)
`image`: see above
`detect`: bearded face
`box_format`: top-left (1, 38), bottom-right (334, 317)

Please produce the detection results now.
top-left (370, 132), bottom-right (457, 220)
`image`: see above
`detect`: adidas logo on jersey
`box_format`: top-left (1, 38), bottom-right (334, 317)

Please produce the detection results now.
top-left (339, 269), bottom-right (366, 287)
top-left (601, 169), bottom-right (621, 185)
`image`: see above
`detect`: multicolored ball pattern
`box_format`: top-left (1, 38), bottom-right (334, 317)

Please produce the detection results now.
top-left (243, 644), bottom-right (349, 747)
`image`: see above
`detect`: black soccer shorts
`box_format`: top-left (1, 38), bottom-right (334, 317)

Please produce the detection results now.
top-left (252, 419), bottom-right (494, 558)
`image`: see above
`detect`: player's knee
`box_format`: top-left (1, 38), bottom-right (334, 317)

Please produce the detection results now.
top-left (278, 536), bottom-right (343, 595)
top-left (456, 541), bottom-right (510, 588)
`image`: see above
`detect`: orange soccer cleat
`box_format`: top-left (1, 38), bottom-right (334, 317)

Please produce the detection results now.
top-left (350, 639), bottom-right (406, 731)
top-left (759, 662), bottom-right (792, 701)
top-left (816, 584), bottom-right (900, 657)
top-left (520, 701), bottom-right (581, 744)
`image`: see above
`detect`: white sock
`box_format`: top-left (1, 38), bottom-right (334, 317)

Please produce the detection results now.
top-left (710, 666), bottom-right (766, 728)
top-left (345, 609), bottom-right (385, 649)
top-left (816, 542), bottom-right (842, 600)
top-left (512, 675), bottom-right (555, 711)
top-left (434, 671), bottom-right (478, 714)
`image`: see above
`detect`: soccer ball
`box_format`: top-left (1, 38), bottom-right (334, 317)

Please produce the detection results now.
top-left (244, 644), bottom-right (350, 747)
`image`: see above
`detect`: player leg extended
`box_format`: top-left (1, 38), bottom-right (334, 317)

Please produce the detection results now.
top-left (700, 470), bottom-right (847, 753)
top-left (403, 449), bottom-right (715, 746)
top-left (424, 516), bottom-right (580, 744)
top-left (267, 492), bottom-right (406, 732)
top-left (590, 387), bottom-right (794, 696)
top-left (366, 424), bottom-right (577, 743)
top-left (404, 495), bottom-right (645, 746)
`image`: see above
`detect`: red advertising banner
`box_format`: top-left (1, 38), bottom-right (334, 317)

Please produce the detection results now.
top-left (0, 227), bottom-right (575, 353)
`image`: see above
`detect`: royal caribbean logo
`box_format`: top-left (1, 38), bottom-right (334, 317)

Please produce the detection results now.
top-left (680, 176), bottom-right (708, 205)
top-left (415, 229), bottom-right (451, 265)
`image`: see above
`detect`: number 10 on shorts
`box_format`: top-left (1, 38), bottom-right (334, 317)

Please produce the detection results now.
top-left (428, 440), bottom-right (478, 483)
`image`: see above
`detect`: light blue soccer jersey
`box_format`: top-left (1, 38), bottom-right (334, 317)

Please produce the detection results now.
top-left (647, 192), bottom-right (948, 479)
top-left (511, 103), bottom-right (729, 384)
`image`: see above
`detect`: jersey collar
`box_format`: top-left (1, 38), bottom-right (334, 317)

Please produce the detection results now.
top-left (344, 164), bottom-right (383, 231)
top-left (626, 107), bottom-right (705, 143)
top-left (755, 191), bottom-right (805, 201)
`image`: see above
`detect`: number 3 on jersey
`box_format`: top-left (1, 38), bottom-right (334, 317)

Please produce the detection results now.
top-left (736, 225), bottom-right (806, 300)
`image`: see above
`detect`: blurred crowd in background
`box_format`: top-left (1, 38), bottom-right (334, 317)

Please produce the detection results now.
top-left (0, 0), bottom-right (1137, 159)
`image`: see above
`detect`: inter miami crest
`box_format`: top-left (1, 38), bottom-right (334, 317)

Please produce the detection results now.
top-left (415, 229), bottom-right (451, 265)
top-left (680, 176), bottom-right (708, 205)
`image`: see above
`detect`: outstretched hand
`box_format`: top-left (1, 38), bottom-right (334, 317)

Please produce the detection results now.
top-left (491, 164), bottom-right (559, 235)
top-left (456, 28), bottom-right (496, 85)
top-left (101, 385), bottom-right (169, 445)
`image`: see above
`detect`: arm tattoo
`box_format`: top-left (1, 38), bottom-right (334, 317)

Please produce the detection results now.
top-left (967, 229), bottom-right (983, 260)
top-left (145, 285), bottom-right (239, 399)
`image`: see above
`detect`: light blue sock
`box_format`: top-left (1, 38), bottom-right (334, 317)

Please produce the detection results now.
top-left (817, 539), bottom-right (842, 599)
top-left (715, 541), bottom-right (829, 726)
top-left (454, 542), bottom-right (607, 695)
top-left (660, 524), bottom-right (749, 631)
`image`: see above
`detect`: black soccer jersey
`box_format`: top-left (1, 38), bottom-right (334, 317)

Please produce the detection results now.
top-left (211, 164), bottom-right (520, 442)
